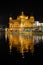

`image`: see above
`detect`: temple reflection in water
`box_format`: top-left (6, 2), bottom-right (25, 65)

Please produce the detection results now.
top-left (5, 12), bottom-right (43, 55)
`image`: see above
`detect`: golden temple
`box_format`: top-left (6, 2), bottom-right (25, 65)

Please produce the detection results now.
top-left (9, 11), bottom-right (34, 30)
top-left (5, 12), bottom-right (35, 54)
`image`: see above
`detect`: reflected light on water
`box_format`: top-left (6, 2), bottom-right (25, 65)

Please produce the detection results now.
top-left (5, 28), bottom-right (43, 57)
top-left (5, 29), bottom-right (34, 55)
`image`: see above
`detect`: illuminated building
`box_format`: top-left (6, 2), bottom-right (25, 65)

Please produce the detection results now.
top-left (34, 21), bottom-right (43, 31)
top-left (9, 11), bottom-right (34, 30)
top-left (5, 12), bottom-right (43, 55)
top-left (5, 12), bottom-right (35, 54)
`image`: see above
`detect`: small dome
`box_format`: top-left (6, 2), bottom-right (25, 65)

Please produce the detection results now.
top-left (18, 11), bottom-right (28, 19)
top-left (30, 16), bottom-right (34, 19)
top-left (9, 17), bottom-right (12, 20)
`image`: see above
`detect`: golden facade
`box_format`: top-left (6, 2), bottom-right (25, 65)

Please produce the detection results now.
top-left (9, 11), bottom-right (34, 30)
top-left (5, 12), bottom-right (35, 54)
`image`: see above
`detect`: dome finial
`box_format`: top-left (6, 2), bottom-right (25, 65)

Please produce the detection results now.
top-left (21, 11), bottom-right (24, 15)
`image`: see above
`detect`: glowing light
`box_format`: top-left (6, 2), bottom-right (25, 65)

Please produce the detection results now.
top-left (35, 21), bottom-right (39, 26)
top-left (5, 11), bottom-right (35, 54)
top-left (9, 17), bottom-right (12, 20)
top-left (5, 28), bottom-right (8, 40)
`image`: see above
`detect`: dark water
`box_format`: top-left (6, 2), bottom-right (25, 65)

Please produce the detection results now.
top-left (0, 31), bottom-right (43, 65)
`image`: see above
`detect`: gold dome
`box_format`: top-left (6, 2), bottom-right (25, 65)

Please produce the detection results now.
top-left (18, 11), bottom-right (28, 19)
top-left (9, 17), bottom-right (12, 20)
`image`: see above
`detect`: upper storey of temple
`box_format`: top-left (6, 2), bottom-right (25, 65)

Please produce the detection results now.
top-left (17, 11), bottom-right (28, 20)
top-left (9, 12), bottom-right (34, 28)
top-left (9, 11), bottom-right (34, 24)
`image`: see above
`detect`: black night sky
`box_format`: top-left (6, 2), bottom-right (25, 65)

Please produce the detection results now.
top-left (0, 0), bottom-right (43, 64)
top-left (0, 0), bottom-right (43, 25)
